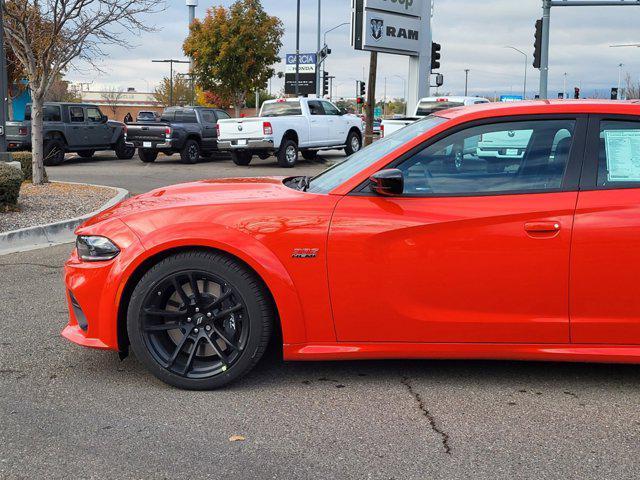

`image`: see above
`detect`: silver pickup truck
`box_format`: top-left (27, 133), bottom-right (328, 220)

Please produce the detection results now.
top-left (6, 102), bottom-right (134, 166)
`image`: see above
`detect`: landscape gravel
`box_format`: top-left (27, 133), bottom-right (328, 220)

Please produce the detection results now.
top-left (0, 182), bottom-right (118, 233)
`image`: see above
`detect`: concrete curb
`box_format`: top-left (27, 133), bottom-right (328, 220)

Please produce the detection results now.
top-left (0, 181), bottom-right (129, 256)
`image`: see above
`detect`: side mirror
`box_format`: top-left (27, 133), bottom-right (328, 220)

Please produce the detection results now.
top-left (339, 108), bottom-right (347, 115)
top-left (369, 169), bottom-right (404, 196)
top-left (101, 115), bottom-right (108, 123)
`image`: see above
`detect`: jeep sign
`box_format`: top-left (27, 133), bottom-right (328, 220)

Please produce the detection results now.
top-left (364, 0), bottom-right (424, 18)
top-left (362, 9), bottom-right (422, 55)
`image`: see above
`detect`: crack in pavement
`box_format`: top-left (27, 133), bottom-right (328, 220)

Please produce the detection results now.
top-left (401, 376), bottom-right (452, 455)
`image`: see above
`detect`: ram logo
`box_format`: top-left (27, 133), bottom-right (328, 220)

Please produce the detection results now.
top-left (370, 19), bottom-right (384, 41)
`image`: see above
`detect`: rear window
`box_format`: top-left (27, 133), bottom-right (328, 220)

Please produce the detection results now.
top-left (261, 101), bottom-right (302, 117)
top-left (24, 105), bottom-right (62, 122)
top-left (416, 101), bottom-right (465, 116)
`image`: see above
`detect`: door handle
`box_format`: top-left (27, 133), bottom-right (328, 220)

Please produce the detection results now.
top-left (524, 222), bottom-right (561, 233)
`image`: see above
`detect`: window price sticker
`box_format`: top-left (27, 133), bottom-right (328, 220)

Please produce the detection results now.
top-left (604, 130), bottom-right (640, 182)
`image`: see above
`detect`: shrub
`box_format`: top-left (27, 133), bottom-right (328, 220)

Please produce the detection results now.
top-left (0, 162), bottom-right (24, 209)
top-left (10, 151), bottom-right (47, 182)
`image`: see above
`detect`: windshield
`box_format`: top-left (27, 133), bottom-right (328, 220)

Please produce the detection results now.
top-left (261, 101), bottom-right (302, 117)
top-left (307, 115), bottom-right (447, 194)
top-left (416, 101), bottom-right (464, 116)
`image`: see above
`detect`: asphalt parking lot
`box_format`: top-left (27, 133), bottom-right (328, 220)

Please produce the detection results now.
top-left (2, 151), bottom-right (640, 479)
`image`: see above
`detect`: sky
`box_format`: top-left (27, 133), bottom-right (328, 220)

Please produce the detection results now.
top-left (67, 0), bottom-right (640, 100)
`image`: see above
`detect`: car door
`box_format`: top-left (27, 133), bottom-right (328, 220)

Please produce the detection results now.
top-left (570, 115), bottom-right (640, 344)
top-left (67, 106), bottom-right (88, 147)
top-left (328, 116), bottom-right (586, 344)
top-left (307, 100), bottom-right (328, 146)
top-left (199, 109), bottom-right (218, 150)
top-left (321, 100), bottom-right (347, 144)
top-left (85, 107), bottom-right (110, 147)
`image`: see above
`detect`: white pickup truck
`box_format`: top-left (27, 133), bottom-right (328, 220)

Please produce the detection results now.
top-left (217, 98), bottom-right (364, 167)
top-left (381, 96), bottom-right (490, 138)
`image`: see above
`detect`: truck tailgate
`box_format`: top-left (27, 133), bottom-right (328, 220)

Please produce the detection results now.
top-left (218, 118), bottom-right (264, 140)
top-left (125, 124), bottom-right (168, 142)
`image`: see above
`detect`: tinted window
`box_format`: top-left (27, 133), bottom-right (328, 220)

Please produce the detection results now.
top-left (161, 110), bottom-right (175, 122)
top-left (69, 107), bottom-right (85, 123)
top-left (175, 110), bottom-right (197, 123)
top-left (416, 101), bottom-right (465, 116)
top-left (308, 116), bottom-right (447, 194)
top-left (216, 110), bottom-right (230, 120)
top-left (397, 119), bottom-right (575, 196)
top-left (261, 101), bottom-right (302, 117)
top-left (307, 101), bottom-right (324, 116)
top-left (24, 105), bottom-right (62, 122)
top-left (597, 120), bottom-right (640, 187)
top-left (201, 110), bottom-right (216, 123)
top-left (321, 101), bottom-right (341, 116)
top-left (86, 107), bottom-right (102, 123)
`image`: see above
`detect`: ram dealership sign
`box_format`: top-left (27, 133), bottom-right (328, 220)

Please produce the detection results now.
top-left (352, 0), bottom-right (426, 56)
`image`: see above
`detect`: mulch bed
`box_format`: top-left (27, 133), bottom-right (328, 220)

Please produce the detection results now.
top-left (0, 182), bottom-right (118, 233)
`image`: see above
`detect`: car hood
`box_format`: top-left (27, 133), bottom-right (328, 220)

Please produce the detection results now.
top-left (82, 177), bottom-right (303, 227)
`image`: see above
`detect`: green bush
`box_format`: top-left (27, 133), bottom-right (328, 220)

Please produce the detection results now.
top-left (0, 162), bottom-right (24, 209)
top-left (10, 151), bottom-right (47, 182)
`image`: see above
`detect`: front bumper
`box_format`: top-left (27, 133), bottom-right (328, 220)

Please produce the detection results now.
top-left (62, 218), bottom-right (145, 352)
top-left (217, 138), bottom-right (274, 150)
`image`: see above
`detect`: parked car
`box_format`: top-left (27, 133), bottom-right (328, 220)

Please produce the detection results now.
top-left (124, 106), bottom-right (231, 164)
top-left (5, 103), bottom-right (135, 165)
top-left (62, 100), bottom-right (640, 390)
top-left (136, 111), bottom-right (161, 123)
top-left (381, 96), bottom-right (490, 138)
top-left (217, 98), bottom-right (364, 167)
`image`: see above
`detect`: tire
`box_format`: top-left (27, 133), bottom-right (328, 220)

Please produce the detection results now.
top-left (138, 148), bottom-right (158, 163)
top-left (180, 139), bottom-right (201, 164)
top-left (115, 136), bottom-right (136, 160)
top-left (302, 150), bottom-right (318, 161)
top-left (77, 150), bottom-right (95, 159)
top-left (344, 130), bottom-right (362, 156)
top-left (127, 250), bottom-right (274, 390)
top-left (277, 138), bottom-right (298, 168)
top-left (231, 151), bottom-right (252, 166)
top-left (43, 139), bottom-right (66, 166)
top-left (444, 147), bottom-right (464, 173)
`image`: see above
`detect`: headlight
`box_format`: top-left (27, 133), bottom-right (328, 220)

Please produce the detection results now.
top-left (76, 236), bottom-right (120, 261)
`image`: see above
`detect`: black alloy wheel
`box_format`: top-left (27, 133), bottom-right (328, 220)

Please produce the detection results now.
top-left (180, 139), bottom-right (200, 164)
top-left (127, 251), bottom-right (273, 389)
top-left (43, 139), bottom-right (66, 166)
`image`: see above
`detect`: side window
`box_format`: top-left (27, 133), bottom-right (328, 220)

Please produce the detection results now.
top-left (69, 107), bottom-right (85, 123)
top-left (86, 107), bottom-right (103, 123)
top-left (397, 119), bottom-right (576, 196)
top-left (179, 110), bottom-right (197, 123)
top-left (43, 106), bottom-right (62, 122)
top-left (597, 120), bottom-right (640, 187)
top-left (161, 110), bottom-right (175, 122)
top-left (308, 101), bottom-right (324, 116)
top-left (216, 110), bottom-right (230, 120)
top-left (321, 101), bottom-right (341, 116)
top-left (201, 110), bottom-right (216, 124)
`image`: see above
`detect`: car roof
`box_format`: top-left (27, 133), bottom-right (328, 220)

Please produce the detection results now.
top-left (437, 99), bottom-right (640, 121)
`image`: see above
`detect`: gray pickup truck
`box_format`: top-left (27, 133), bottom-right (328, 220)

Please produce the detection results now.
top-left (124, 106), bottom-right (231, 164)
top-left (6, 102), bottom-right (135, 166)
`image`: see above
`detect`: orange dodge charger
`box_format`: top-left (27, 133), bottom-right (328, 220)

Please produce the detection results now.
top-left (63, 100), bottom-right (640, 389)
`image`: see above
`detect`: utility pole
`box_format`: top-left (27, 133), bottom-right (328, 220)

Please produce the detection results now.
top-left (464, 69), bottom-right (470, 96)
top-left (295, 0), bottom-right (301, 96)
top-left (618, 62), bottom-right (624, 98)
top-left (563, 72), bottom-right (567, 99)
top-left (315, 0), bottom-right (321, 97)
top-left (539, 0), bottom-right (640, 99)
top-left (364, 52), bottom-right (377, 146)
top-left (152, 59), bottom-right (190, 106)
top-left (0, 0), bottom-right (8, 153)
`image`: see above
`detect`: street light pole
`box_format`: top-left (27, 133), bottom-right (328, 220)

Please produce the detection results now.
top-left (618, 62), bottom-right (624, 98)
top-left (295, 0), bottom-right (301, 96)
top-left (464, 69), bottom-right (470, 96)
top-left (0, 0), bottom-right (8, 152)
top-left (563, 72), bottom-right (567, 99)
top-left (315, 0), bottom-right (321, 97)
top-left (505, 46), bottom-right (528, 99)
top-left (152, 59), bottom-right (190, 107)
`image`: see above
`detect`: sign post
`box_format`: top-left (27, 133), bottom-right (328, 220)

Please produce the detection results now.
top-left (352, 0), bottom-right (432, 115)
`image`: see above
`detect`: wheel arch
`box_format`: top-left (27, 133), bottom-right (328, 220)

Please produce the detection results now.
top-left (44, 130), bottom-right (68, 145)
top-left (347, 126), bottom-right (362, 141)
top-left (281, 129), bottom-right (299, 145)
top-left (116, 242), bottom-right (303, 355)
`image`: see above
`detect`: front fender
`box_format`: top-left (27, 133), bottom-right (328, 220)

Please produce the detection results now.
top-left (121, 221), bottom-right (307, 345)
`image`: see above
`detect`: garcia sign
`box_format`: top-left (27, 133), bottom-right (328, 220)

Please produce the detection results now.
top-left (365, 0), bottom-right (424, 17)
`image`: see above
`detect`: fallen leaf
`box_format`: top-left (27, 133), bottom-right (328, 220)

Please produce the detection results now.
top-left (229, 435), bottom-right (245, 442)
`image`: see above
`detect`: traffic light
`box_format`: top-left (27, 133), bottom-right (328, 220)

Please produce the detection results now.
top-left (533, 18), bottom-right (543, 69)
top-left (356, 97), bottom-right (364, 104)
top-left (359, 81), bottom-right (366, 97)
top-left (611, 87), bottom-right (619, 100)
top-left (319, 45), bottom-right (331, 60)
top-left (574, 87), bottom-right (580, 99)
top-left (431, 42), bottom-right (441, 70)
top-left (323, 71), bottom-right (330, 97)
